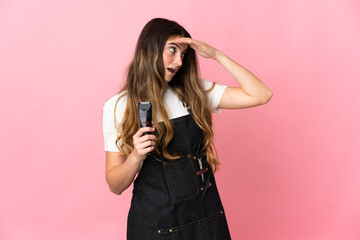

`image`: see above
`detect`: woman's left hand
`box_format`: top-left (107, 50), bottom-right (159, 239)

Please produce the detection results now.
top-left (175, 37), bottom-right (220, 60)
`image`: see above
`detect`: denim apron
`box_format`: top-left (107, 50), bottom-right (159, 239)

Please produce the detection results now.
top-left (127, 114), bottom-right (231, 239)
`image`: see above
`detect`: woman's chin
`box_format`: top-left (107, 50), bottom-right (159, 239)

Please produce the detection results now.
top-left (164, 77), bottom-right (173, 82)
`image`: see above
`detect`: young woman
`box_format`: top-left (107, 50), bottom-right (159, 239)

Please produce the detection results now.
top-left (103, 18), bottom-right (272, 239)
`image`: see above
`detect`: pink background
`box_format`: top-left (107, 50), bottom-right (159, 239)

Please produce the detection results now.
top-left (1, 0), bottom-right (359, 239)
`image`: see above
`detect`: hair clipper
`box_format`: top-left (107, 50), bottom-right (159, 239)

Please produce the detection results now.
top-left (138, 102), bottom-right (152, 131)
top-left (139, 102), bottom-right (153, 155)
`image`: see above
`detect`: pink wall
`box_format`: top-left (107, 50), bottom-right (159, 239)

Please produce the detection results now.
top-left (1, 0), bottom-right (359, 239)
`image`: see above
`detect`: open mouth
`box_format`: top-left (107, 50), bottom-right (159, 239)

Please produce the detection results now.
top-left (167, 68), bottom-right (176, 74)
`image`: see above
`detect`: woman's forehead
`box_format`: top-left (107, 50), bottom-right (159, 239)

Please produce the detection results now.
top-left (165, 37), bottom-right (188, 51)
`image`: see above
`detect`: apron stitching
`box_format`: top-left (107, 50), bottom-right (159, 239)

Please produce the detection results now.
top-left (156, 209), bottom-right (224, 234)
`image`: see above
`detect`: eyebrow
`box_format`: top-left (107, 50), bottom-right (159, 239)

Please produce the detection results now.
top-left (167, 42), bottom-right (188, 53)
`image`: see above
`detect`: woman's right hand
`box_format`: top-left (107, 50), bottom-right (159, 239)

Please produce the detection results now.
top-left (131, 127), bottom-right (157, 162)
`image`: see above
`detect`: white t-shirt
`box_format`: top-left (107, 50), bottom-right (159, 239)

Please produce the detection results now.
top-left (102, 79), bottom-right (228, 152)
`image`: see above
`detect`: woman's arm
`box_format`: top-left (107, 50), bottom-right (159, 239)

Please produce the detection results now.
top-left (105, 127), bottom-right (156, 195)
top-left (175, 38), bottom-right (272, 109)
top-left (106, 152), bottom-right (142, 195)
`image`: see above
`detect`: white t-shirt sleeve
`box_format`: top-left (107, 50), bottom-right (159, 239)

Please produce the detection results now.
top-left (102, 92), bottom-right (127, 152)
top-left (201, 78), bottom-right (228, 113)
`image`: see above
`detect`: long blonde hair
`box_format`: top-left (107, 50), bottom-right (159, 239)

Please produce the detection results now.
top-left (114, 18), bottom-right (221, 172)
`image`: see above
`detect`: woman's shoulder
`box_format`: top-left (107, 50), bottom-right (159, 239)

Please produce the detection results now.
top-left (103, 91), bottom-right (127, 109)
top-left (200, 78), bottom-right (227, 90)
top-left (200, 78), bottom-right (228, 113)
top-left (102, 91), bottom-right (127, 152)
top-left (103, 91), bottom-right (128, 122)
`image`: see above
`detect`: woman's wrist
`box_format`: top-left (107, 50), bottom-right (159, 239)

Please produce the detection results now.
top-left (129, 151), bottom-right (145, 165)
top-left (214, 50), bottom-right (226, 62)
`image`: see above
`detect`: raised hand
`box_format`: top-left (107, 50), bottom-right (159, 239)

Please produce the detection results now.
top-left (175, 37), bottom-right (220, 59)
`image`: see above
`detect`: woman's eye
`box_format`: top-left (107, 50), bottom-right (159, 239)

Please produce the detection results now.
top-left (169, 47), bottom-right (176, 53)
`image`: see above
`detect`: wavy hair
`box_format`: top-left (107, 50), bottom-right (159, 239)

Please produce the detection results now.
top-left (114, 18), bottom-right (221, 172)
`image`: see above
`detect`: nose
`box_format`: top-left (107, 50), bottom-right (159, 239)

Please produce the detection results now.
top-left (173, 54), bottom-right (183, 68)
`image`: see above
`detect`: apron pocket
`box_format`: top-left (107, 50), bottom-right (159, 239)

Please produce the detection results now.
top-left (157, 210), bottom-right (228, 240)
top-left (163, 156), bottom-right (199, 203)
top-left (158, 225), bottom-right (202, 240)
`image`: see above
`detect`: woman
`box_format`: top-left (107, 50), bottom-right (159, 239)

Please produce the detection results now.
top-left (103, 18), bottom-right (272, 239)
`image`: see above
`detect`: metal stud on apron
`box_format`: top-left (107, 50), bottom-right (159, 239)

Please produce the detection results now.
top-left (127, 112), bottom-right (232, 239)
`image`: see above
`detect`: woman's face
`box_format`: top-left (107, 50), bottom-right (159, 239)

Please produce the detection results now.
top-left (162, 36), bottom-right (188, 82)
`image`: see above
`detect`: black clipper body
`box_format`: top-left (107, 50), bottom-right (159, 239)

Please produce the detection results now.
top-left (138, 102), bottom-right (152, 133)
top-left (139, 102), bottom-right (153, 155)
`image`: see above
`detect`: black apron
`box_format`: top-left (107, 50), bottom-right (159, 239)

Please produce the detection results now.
top-left (127, 114), bottom-right (231, 239)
